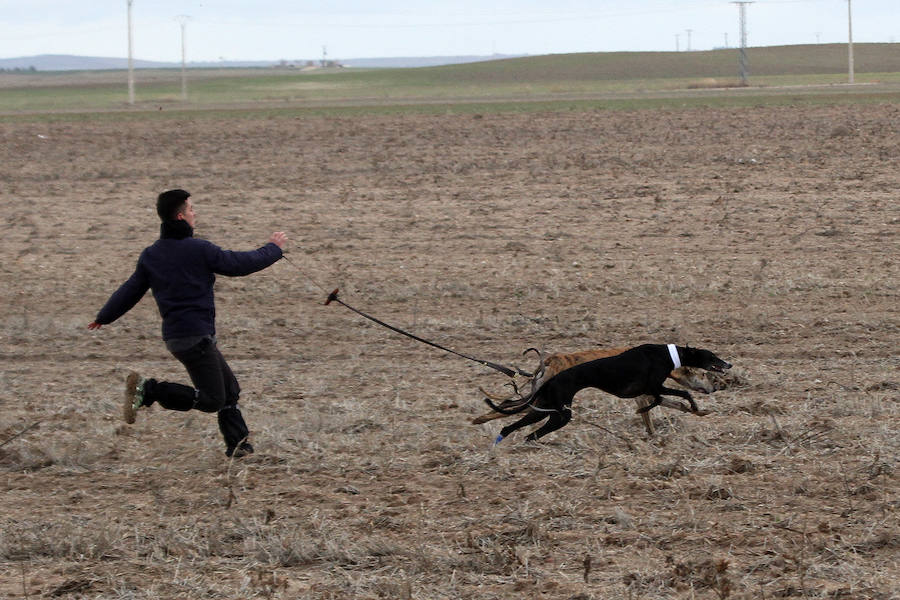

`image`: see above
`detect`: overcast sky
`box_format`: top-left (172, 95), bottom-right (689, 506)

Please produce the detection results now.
top-left (0, 0), bottom-right (896, 62)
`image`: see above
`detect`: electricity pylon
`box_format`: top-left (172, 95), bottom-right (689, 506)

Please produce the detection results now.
top-left (732, 1), bottom-right (754, 86)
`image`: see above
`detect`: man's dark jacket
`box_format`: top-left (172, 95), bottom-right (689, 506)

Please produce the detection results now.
top-left (95, 220), bottom-right (282, 340)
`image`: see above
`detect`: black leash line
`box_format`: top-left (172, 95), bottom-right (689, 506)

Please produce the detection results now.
top-left (280, 254), bottom-right (521, 378)
top-left (325, 288), bottom-right (519, 378)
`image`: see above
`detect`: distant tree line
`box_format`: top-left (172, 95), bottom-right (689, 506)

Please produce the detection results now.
top-left (0, 66), bottom-right (37, 73)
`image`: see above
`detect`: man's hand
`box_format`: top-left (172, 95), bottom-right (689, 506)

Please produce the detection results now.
top-left (87, 321), bottom-right (102, 330)
top-left (269, 231), bottom-right (287, 248)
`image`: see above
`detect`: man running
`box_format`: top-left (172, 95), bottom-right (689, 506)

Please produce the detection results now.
top-left (88, 189), bottom-right (286, 458)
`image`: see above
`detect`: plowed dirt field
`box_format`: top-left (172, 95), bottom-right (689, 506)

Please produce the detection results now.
top-left (1, 104), bottom-right (897, 599)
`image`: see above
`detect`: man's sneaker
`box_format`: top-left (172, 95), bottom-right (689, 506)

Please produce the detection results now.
top-left (123, 371), bottom-right (146, 424)
top-left (226, 441), bottom-right (254, 459)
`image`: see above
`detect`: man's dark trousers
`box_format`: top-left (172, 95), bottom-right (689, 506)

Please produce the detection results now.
top-left (143, 336), bottom-right (251, 456)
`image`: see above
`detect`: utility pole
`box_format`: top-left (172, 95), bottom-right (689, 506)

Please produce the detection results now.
top-left (176, 15), bottom-right (191, 101)
top-left (686, 29), bottom-right (693, 51)
top-left (846, 0), bottom-right (854, 83)
top-left (127, 0), bottom-right (135, 104)
top-left (675, 33), bottom-right (680, 52)
top-left (724, 32), bottom-right (729, 48)
top-left (732, 1), bottom-right (754, 86)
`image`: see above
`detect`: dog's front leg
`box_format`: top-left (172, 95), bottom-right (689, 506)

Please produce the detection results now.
top-left (660, 386), bottom-right (699, 412)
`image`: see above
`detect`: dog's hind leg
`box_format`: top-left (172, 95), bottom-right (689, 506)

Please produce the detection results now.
top-left (636, 394), bottom-right (664, 414)
top-left (633, 395), bottom-right (655, 435)
top-left (524, 408), bottom-right (572, 441)
top-left (497, 409), bottom-right (547, 443)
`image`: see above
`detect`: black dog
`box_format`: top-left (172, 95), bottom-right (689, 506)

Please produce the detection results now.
top-left (487, 344), bottom-right (732, 443)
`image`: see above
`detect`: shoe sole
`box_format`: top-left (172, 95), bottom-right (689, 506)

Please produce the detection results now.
top-left (124, 371), bottom-right (141, 424)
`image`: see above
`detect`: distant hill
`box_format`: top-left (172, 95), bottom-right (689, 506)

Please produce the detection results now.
top-left (0, 54), bottom-right (290, 71)
top-left (4, 45), bottom-right (899, 76)
top-left (0, 53), bottom-right (525, 72)
top-left (341, 55), bottom-right (524, 68)
top-left (0, 54), bottom-right (175, 71)
top-left (423, 44), bottom-right (900, 82)
top-left (3, 43), bottom-right (899, 113)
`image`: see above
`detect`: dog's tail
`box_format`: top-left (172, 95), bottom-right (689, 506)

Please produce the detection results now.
top-left (482, 395), bottom-right (532, 416)
top-left (473, 394), bottom-right (536, 422)
top-left (472, 411), bottom-right (507, 424)
top-left (472, 398), bottom-right (524, 423)
top-left (474, 347), bottom-right (550, 421)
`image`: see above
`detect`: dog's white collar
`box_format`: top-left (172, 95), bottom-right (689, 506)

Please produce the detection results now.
top-left (667, 344), bottom-right (681, 369)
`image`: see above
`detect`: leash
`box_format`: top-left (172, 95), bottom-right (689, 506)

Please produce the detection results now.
top-left (324, 289), bottom-right (520, 377)
top-left (281, 254), bottom-right (524, 379)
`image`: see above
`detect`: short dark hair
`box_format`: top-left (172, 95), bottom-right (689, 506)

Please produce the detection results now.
top-left (156, 189), bottom-right (191, 221)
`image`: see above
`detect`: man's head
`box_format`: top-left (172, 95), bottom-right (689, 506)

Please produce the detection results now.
top-left (156, 189), bottom-right (193, 223)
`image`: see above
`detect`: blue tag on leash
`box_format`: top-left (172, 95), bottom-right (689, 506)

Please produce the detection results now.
top-left (494, 434), bottom-right (504, 445)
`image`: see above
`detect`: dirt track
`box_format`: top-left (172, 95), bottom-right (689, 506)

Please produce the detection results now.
top-left (1, 104), bottom-right (898, 599)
